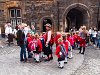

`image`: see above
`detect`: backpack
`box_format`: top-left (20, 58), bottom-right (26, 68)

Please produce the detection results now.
top-left (28, 40), bottom-right (37, 51)
top-left (80, 32), bottom-right (87, 39)
top-left (59, 45), bottom-right (66, 60)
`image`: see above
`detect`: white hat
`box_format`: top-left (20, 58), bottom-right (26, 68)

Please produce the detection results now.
top-left (45, 23), bottom-right (51, 28)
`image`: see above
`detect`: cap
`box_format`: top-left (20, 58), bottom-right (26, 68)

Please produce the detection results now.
top-left (45, 23), bottom-right (51, 28)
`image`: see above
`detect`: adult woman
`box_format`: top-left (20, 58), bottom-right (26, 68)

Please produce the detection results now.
top-left (79, 26), bottom-right (88, 54)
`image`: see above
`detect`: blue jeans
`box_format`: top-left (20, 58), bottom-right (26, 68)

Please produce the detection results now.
top-left (97, 39), bottom-right (100, 48)
top-left (20, 44), bottom-right (27, 60)
top-left (92, 37), bottom-right (97, 45)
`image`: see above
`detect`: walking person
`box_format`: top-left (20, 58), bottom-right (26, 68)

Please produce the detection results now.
top-left (92, 27), bottom-right (97, 47)
top-left (79, 26), bottom-right (88, 55)
top-left (97, 30), bottom-right (100, 49)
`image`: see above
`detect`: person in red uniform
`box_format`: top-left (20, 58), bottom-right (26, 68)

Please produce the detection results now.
top-left (55, 32), bottom-right (62, 47)
top-left (74, 31), bottom-right (80, 49)
top-left (66, 33), bottom-right (73, 58)
top-left (56, 38), bottom-right (66, 69)
top-left (44, 23), bottom-right (53, 61)
top-left (79, 26), bottom-right (88, 54)
top-left (26, 33), bottom-right (33, 58)
top-left (34, 33), bottom-right (42, 63)
top-left (62, 35), bottom-right (69, 63)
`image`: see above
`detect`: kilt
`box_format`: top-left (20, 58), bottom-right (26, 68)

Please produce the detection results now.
top-left (44, 42), bottom-right (52, 55)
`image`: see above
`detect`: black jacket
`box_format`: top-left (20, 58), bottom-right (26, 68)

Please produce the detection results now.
top-left (17, 30), bottom-right (25, 46)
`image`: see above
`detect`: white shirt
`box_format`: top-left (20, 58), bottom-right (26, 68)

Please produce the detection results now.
top-left (88, 29), bottom-right (92, 34)
top-left (13, 29), bottom-right (17, 35)
top-left (46, 30), bottom-right (51, 44)
top-left (92, 31), bottom-right (97, 37)
top-left (5, 26), bottom-right (12, 35)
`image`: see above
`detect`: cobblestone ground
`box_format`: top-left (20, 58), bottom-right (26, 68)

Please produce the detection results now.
top-left (0, 39), bottom-right (84, 75)
top-left (72, 46), bottom-right (100, 75)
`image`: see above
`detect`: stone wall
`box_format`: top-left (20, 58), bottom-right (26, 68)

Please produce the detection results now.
top-left (0, 0), bottom-right (99, 33)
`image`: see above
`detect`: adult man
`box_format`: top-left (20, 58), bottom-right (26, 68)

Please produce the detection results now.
top-left (17, 24), bottom-right (27, 62)
top-left (44, 23), bottom-right (53, 61)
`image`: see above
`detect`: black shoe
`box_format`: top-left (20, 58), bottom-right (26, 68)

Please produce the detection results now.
top-left (50, 57), bottom-right (53, 60)
top-left (81, 52), bottom-right (84, 55)
top-left (64, 62), bottom-right (67, 64)
top-left (58, 66), bottom-right (64, 69)
top-left (79, 52), bottom-right (81, 53)
top-left (44, 59), bottom-right (50, 61)
top-left (20, 59), bottom-right (24, 62)
top-left (24, 58), bottom-right (27, 62)
top-left (35, 61), bottom-right (40, 63)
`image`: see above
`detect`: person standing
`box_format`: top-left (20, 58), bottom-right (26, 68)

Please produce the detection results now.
top-left (56, 38), bottom-right (66, 69)
top-left (5, 23), bottom-right (13, 46)
top-left (17, 24), bottom-right (27, 62)
top-left (44, 23), bottom-right (53, 61)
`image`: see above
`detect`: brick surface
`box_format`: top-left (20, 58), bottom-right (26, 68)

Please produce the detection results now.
top-left (72, 46), bottom-right (100, 75)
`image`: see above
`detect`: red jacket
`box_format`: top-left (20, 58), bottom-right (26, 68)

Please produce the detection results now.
top-left (63, 40), bottom-right (69, 53)
top-left (27, 37), bottom-right (32, 43)
top-left (28, 39), bottom-right (42, 52)
top-left (78, 36), bottom-right (86, 47)
top-left (36, 39), bottom-right (42, 52)
top-left (56, 43), bottom-right (66, 58)
top-left (55, 34), bottom-right (62, 46)
top-left (67, 36), bottom-right (75, 46)
top-left (73, 34), bottom-right (77, 42)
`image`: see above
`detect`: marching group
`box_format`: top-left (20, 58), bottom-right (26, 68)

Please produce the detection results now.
top-left (4, 22), bottom-right (100, 69)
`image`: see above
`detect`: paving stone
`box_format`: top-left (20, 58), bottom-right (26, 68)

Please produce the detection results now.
top-left (0, 39), bottom-right (84, 75)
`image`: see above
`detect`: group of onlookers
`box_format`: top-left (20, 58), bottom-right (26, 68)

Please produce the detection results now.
top-left (88, 27), bottom-right (100, 49)
top-left (4, 22), bottom-right (100, 69)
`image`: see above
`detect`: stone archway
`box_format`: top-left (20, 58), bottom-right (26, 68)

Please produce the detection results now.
top-left (63, 3), bottom-right (92, 32)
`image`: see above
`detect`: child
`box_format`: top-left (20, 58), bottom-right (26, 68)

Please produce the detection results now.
top-left (67, 33), bottom-right (73, 59)
top-left (34, 33), bottom-right (42, 63)
top-left (56, 38), bottom-right (66, 69)
top-left (26, 33), bottom-right (33, 58)
top-left (62, 34), bottom-right (69, 63)
top-left (55, 32), bottom-right (62, 47)
top-left (39, 32), bottom-right (45, 58)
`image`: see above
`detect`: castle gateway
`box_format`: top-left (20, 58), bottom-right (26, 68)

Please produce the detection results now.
top-left (0, 0), bottom-right (99, 33)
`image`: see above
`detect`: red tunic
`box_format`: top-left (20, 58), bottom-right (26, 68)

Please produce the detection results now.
top-left (36, 39), bottom-right (42, 52)
top-left (63, 40), bottom-right (68, 53)
top-left (67, 36), bottom-right (74, 46)
top-left (56, 43), bottom-right (66, 58)
top-left (78, 36), bottom-right (86, 47)
top-left (55, 34), bottom-right (62, 46)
